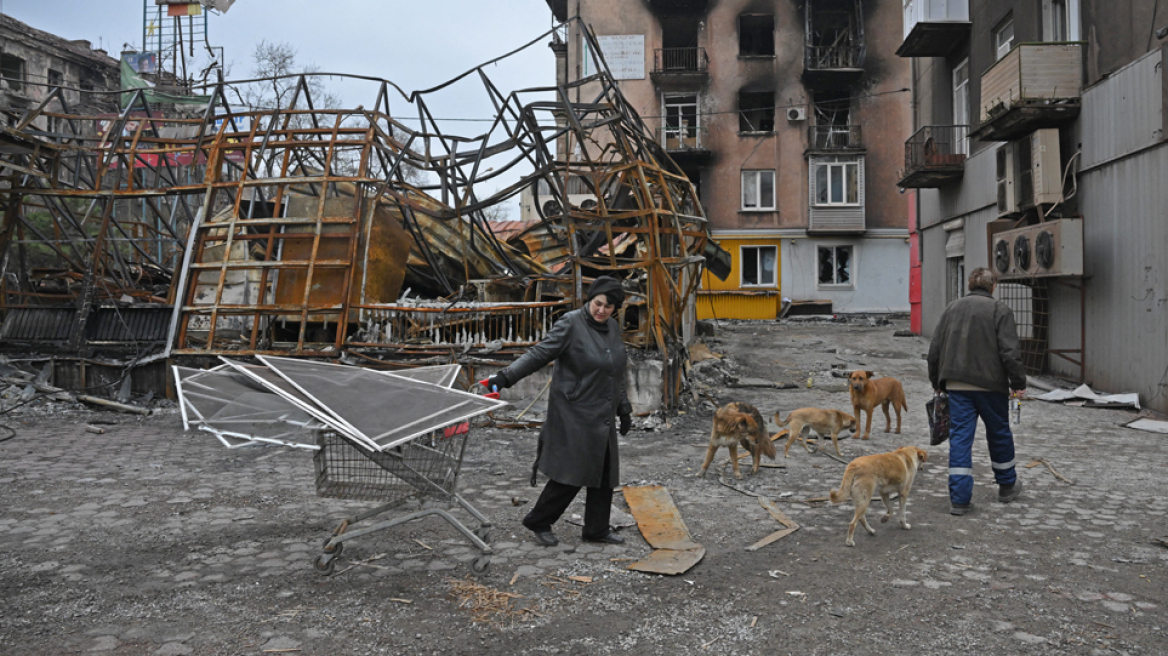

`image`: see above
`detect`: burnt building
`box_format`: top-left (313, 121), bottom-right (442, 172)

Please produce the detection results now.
top-left (543, 0), bottom-right (913, 318)
top-left (0, 13), bottom-right (119, 129)
top-left (898, 0), bottom-right (1168, 412)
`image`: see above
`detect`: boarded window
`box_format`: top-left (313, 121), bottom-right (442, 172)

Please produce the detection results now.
top-left (739, 15), bottom-right (775, 56)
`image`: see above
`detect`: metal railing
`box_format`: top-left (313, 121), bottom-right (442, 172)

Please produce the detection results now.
top-left (659, 125), bottom-right (709, 150)
top-left (351, 301), bottom-right (571, 348)
top-left (808, 124), bottom-right (863, 150)
top-left (805, 45), bottom-right (864, 70)
top-left (653, 48), bottom-right (709, 74)
top-left (903, 125), bottom-right (968, 172)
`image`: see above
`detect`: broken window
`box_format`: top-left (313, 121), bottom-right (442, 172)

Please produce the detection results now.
top-left (663, 95), bottom-right (700, 148)
top-left (739, 15), bottom-right (775, 56)
top-left (48, 69), bottom-right (63, 89)
top-left (741, 245), bottom-right (777, 287)
top-left (741, 170), bottom-right (775, 210)
top-left (818, 245), bottom-right (852, 286)
top-left (738, 90), bottom-right (774, 133)
top-left (811, 91), bottom-right (853, 148)
top-left (807, 3), bottom-right (862, 69)
top-left (813, 157), bottom-right (860, 205)
top-left (1, 54), bottom-right (25, 92)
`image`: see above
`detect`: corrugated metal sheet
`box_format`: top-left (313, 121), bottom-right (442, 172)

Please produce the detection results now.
top-left (86, 307), bottom-right (172, 343)
top-left (695, 292), bottom-right (779, 320)
top-left (0, 308), bottom-right (74, 342)
top-left (1080, 49), bottom-right (1163, 169)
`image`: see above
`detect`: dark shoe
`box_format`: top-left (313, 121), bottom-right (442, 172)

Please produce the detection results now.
top-left (998, 479), bottom-right (1023, 503)
top-left (528, 529), bottom-right (559, 547)
top-left (950, 503), bottom-right (972, 516)
top-left (583, 531), bottom-right (625, 545)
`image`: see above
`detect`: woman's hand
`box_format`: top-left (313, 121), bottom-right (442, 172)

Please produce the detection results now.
top-left (486, 372), bottom-right (510, 392)
top-left (619, 413), bottom-right (631, 436)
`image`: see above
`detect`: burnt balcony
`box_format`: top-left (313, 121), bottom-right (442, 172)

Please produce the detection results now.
top-left (896, 0), bottom-right (970, 58)
top-left (658, 125), bottom-right (712, 164)
top-left (807, 124), bottom-right (863, 152)
top-left (970, 43), bottom-right (1082, 142)
top-left (898, 125), bottom-right (968, 188)
top-left (803, 44), bottom-right (865, 87)
top-left (651, 48), bottom-right (709, 87)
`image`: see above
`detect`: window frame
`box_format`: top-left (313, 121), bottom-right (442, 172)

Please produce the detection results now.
top-left (738, 89), bottom-right (775, 133)
top-left (740, 169), bottom-right (776, 211)
top-left (993, 17), bottom-right (1015, 61)
top-left (952, 58), bottom-right (970, 155)
top-left (0, 53), bottom-right (26, 93)
top-left (738, 14), bottom-right (776, 57)
top-left (812, 158), bottom-right (860, 206)
top-left (817, 245), bottom-right (855, 288)
top-left (739, 245), bottom-right (778, 288)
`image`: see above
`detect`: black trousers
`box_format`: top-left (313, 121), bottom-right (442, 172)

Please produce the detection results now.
top-left (522, 447), bottom-right (613, 539)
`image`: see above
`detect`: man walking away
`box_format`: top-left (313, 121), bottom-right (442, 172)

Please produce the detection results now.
top-left (927, 267), bottom-right (1028, 515)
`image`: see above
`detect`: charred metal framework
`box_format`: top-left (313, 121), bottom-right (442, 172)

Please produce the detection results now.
top-left (0, 21), bottom-right (713, 408)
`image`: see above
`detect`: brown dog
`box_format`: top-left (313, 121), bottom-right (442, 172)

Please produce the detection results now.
top-left (848, 370), bottom-right (908, 440)
top-left (700, 402), bottom-right (776, 479)
top-left (775, 408), bottom-right (857, 457)
top-left (829, 446), bottom-right (928, 547)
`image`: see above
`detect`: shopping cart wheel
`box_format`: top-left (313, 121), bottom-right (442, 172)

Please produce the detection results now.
top-left (473, 527), bottom-right (491, 543)
top-left (471, 555), bottom-right (491, 574)
top-left (313, 554), bottom-right (337, 576)
top-left (322, 538), bottom-right (343, 557)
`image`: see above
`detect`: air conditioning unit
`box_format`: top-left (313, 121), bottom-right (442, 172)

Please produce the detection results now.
top-left (998, 129), bottom-right (1062, 217)
top-left (787, 107), bottom-right (806, 121)
top-left (990, 218), bottom-right (1083, 279)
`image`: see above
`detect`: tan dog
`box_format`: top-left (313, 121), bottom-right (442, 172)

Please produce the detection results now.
top-left (700, 402), bottom-right (776, 479)
top-left (829, 446), bottom-right (928, 547)
top-left (775, 408), bottom-right (857, 457)
top-left (848, 370), bottom-right (908, 440)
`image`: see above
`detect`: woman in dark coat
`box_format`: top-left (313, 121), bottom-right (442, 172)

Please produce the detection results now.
top-left (487, 276), bottom-right (632, 546)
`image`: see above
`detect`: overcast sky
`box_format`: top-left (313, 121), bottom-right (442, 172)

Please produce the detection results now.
top-left (4, 0), bottom-right (560, 211)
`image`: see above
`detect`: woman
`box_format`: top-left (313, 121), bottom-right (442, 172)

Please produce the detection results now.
top-left (487, 276), bottom-right (632, 547)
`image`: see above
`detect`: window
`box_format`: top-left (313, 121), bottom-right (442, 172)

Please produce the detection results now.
top-left (663, 94), bottom-right (700, 148)
top-left (741, 170), bottom-right (775, 210)
top-left (738, 90), bottom-right (774, 132)
top-left (813, 158), bottom-right (860, 206)
top-left (48, 69), bottom-right (63, 88)
top-left (738, 15), bottom-right (775, 56)
top-left (1043, 0), bottom-right (1078, 41)
top-left (994, 17), bottom-right (1015, 60)
top-left (741, 246), bottom-right (777, 287)
top-left (952, 58), bottom-right (969, 155)
top-left (0, 54), bottom-right (25, 92)
top-left (818, 246), bottom-right (853, 286)
top-left (947, 258), bottom-right (966, 304)
top-left (811, 91), bottom-right (852, 148)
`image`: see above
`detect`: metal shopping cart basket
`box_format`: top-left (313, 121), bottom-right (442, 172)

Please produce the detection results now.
top-left (311, 422), bottom-right (492, 575)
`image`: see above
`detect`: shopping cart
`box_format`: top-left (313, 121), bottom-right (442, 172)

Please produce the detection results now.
top-left (311, 422), bottom-right (493, 575)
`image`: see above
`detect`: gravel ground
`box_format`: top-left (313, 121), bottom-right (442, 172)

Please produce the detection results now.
top-left (1, 319), bottom-right (1165, 655)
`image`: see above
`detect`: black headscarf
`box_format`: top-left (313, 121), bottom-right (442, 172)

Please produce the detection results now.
top-left (586, 276), bottom-right (625, 309)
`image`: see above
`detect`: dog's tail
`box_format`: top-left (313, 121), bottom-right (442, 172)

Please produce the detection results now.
top-left (829, 466), bottom-right (855, 504)
top-left (773, 411), bottom-right (790, 427)
top-left (757, 431), bottom-right (777, 460)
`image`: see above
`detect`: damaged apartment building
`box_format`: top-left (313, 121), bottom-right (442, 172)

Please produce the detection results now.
top-left (538, 0), bottom-right (912, 319)
top-left (898, 0), bottom-right (1168, 413)
top-left (0, 15), bottom-right (722, 412)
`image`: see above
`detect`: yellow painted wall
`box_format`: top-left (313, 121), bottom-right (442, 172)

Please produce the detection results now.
top-left (697, 238), bottom-right (782, 320)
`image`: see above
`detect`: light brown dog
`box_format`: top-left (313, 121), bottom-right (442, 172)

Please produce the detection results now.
top-left (775, 408), bottom-right (857, 457)
top-left (829, 446), bottom-right (928, 547)
top-left (848, 370), bottom-right (908, 440)
top-left (700, 402), bottom-right (777, 479)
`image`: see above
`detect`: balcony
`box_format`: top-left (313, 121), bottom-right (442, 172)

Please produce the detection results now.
top-left (651, 48), bottom-right (709, 87)
top-left (658, 125), bottom-right (712, 164)
top-left (969, 43), bottom-right (1082, 142)
top-left (897, 125), bottom-right (968, 188)
top-left (802, 0), bottom-right (865, 88)
top-left (807, 124), bottom-right (863, 152)
top-left (896, 0), bottom-right (970, 58)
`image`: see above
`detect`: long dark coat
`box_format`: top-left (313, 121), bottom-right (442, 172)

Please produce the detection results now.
top-left (500, 309), bottom-right (631, 488)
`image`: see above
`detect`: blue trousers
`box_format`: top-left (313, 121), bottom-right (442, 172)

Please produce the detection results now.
top-left (948, 390), bottom-right (1017, 505)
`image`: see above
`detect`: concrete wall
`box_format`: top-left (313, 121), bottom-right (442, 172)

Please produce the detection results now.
top-left (780, 232), bottom-right (911, 313)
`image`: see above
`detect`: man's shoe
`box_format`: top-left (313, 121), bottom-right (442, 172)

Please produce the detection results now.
top-left (583, 531), bottom-right (624, 545)
top-left (998, 479), bottom-right (1023, 503)
top-left (528, 529), bottom-right (559, 547)
top-left (950, 503), bottom-right (972, 515)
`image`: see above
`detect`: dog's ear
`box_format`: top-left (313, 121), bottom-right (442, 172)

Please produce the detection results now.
top-left (919, 448), bottom-right (929, 462)
top-left (866, 370), bottom-right (876, 378)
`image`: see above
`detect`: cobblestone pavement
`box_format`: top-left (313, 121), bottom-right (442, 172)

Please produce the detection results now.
top-left (1, 320), bottom-right (1166, 655)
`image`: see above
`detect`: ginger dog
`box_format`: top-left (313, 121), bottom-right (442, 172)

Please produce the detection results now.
top-left (829, 446), bottom-right (928, 547)
top-left (700, 402), bottom-right (776, 479)
top-left (848, 370), bottom-right (908, 440)
top-left (775, 408), bottom-right (857, 457)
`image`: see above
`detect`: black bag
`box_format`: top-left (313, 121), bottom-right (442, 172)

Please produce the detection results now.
top-left (926, 392), bottom-right (950, 446)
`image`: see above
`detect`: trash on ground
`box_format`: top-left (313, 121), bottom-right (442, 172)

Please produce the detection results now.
top-left (623, 485), bottom-right (705, 575)
top-left (1036, 384), bottom-right (1140, 409)
top-left (1123, 418), bottom-right (1168, 434)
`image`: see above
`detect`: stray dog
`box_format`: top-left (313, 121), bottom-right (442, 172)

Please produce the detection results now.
top-left (775, 408), bottom-right (857, 457)
top-left (848, 370), bottom-right (908, 440)
top-left (700, 402), bottom-right (776, 479)
top-left (829, 446), bottom-right (928, 547)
